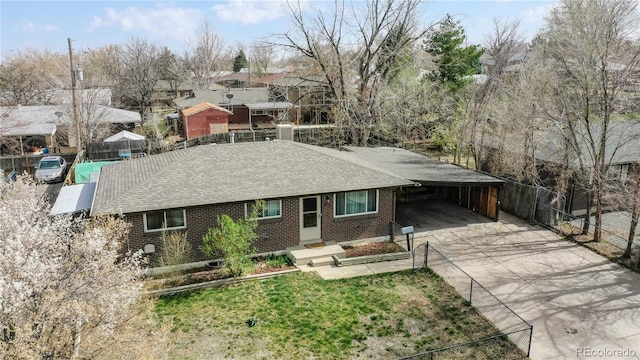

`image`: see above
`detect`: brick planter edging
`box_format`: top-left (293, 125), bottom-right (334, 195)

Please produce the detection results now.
top-left (332, 251), bottom-right (411, 267)
top-left (146, 268), bottom-right (300, 297)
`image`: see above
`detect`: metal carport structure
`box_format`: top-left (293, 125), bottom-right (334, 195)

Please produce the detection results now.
top-left (342, 146), bottom-right (506, 221)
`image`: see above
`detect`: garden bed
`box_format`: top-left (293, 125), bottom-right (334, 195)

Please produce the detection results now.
top-left (337, 242), bottom-right (410, 267)
top-left (144, 255), bottom-right (295, 291)
top-left (342, 241), bottom-right (406, 258)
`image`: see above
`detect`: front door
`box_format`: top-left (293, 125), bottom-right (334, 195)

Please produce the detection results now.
top-left (300, 196), bottom-right (321, 242)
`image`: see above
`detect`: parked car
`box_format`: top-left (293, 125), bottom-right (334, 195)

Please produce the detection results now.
top-left (35, 156), bottom-right (68, 183)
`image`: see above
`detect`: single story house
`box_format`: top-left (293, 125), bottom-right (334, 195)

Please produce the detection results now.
top-left (181, 102), bottom-right (233, 140)
top-left (533, 120), bottom-right (640, 215)
top-left (90, 140), bottom-right (413, 263)
top-left (173, 88), bottom-right (295, 131)
top-left (0, 105), bottom-right (141, 154)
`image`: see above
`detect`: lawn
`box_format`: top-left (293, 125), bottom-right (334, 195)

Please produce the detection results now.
top-left (154, 269), bottom-right (526, 359)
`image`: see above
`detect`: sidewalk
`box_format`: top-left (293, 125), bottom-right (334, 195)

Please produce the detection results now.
top-left (296, 253), bottom-right (416, 279)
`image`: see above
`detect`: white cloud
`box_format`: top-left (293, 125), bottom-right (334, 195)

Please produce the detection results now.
top-left (211, 0), bottom-right (289, 24)
top-left (18, 21), bottom-right (58, 34)
top-left (89, 4), bottom-right (203, 43)
top-left (521, 2), bottom-right (555, 24)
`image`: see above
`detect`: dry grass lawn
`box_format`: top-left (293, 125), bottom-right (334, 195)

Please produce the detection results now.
top-left (154, 270), bottom-right (526, 359)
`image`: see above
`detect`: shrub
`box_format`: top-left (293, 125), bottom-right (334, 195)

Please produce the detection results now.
top-left (157, 230), bottom-right (191, 270)
top-left (201, 200), bottom-right (264, 276)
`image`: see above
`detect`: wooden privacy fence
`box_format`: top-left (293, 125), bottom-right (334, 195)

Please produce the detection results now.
top-left (86, 139), bottom-right (161, 161)
top-left (0, 154), bottom-right (76, 177)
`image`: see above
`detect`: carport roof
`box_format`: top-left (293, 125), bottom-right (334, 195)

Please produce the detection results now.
top-left (342, 147), bottom-right (505, 187)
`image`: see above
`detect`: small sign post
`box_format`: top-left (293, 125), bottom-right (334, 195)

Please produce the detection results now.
top-left (401, 226), bottom-right (414, 251)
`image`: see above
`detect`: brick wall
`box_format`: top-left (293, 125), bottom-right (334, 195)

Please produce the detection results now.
top-left (126, 198), bottom-right (300, 264)
top-left (320, 188), bottom-right (395, 243)
top-left (125, 189), bottom-right (395, 265)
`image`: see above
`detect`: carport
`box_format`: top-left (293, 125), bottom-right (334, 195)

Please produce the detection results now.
top-left (342, 147), bottom-right (505, 229)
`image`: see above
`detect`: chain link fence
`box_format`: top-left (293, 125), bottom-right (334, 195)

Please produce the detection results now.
top-left (534, 200), bottom-right (640, 271)
top-left (400, 243), bottom-right (532, 359)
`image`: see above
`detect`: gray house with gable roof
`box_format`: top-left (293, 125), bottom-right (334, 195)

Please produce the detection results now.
top-left (91, 140), bottom-right (413, 263)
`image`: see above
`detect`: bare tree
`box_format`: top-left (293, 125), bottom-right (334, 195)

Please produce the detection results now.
top-left (542, 0), bottom-right (640, 240)
top-left (279, 0), bottom-right (428, 146)
top-left (0, 49), bottom-right (67, 106)
top-left (250, 41), bottom-right (277, 76)
top-left (183, 21), bottom-right (231, 89)
top-left (465, 19), bottom-right (524, 170)
top-left (93, 39), bottom-right (163, 123)
top-left (604, 164), bottom-right (640, 259)
top-left (0, 177), bottom-right (166, 359)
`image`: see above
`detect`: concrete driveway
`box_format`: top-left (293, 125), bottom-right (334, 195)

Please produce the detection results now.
top-left (415, 211), bottom-right (640, 360)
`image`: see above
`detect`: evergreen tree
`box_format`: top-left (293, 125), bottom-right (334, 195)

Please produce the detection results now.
top-left (424, 14), bottom-right (484, 91)
top-left (233, 50), bottom-right (247, 73)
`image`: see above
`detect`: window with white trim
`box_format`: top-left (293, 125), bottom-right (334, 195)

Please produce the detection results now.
top-left (334, 189), bottom-right (378, 217)
top-left (144, 209), bottom-right (186, 232)
top-left (251, 109), bottom-right (267, 116)
top-left (245, 199), bottom-right (282, 219)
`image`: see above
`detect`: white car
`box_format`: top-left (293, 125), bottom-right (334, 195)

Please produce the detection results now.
top-left (35, 156), bottom-right (68, 183)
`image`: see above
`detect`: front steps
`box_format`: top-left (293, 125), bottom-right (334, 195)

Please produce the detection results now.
top-left (287, 244), bottom-right (346, 266)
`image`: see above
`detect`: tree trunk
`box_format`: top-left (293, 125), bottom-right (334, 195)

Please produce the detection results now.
top-left (594, 187), bottom-right (603, 242)
top-left (581, 194), bottom-right (592, 235)
top-left (624, 205), bottom-right (639, 259)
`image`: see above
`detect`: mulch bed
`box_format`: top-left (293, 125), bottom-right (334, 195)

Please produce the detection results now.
top-left (144, 258), bottom-right (296, 290)
top-left (342, 242), bottom-right (406, 258)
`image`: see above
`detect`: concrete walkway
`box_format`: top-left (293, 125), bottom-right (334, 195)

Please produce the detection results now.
top-left (300, 212), bottom-right (640, 360)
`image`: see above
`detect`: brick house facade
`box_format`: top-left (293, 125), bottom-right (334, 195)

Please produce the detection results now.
top-left (125, 189), bottom-right (396, 264)
top-left (91, 141), bottom-right (412, 267)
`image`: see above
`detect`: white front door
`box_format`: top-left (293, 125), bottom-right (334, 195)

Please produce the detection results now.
top-left (300, 196), bottom-right (321, 242)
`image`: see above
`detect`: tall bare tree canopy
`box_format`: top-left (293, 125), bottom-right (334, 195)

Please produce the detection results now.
top-left (182, 21), bottom-right (230, 89)
top-left (93, 38), bottom-right (163, 123)
top-left (0, 49), bottom-right (67, 106)
top-left (542, 0), bottom-right (640, 239)
top-left (279, 0), bottom-right (428, 145)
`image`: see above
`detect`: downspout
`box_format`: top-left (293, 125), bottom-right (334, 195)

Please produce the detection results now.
top-left (249, 109), bottom-right (255, 141)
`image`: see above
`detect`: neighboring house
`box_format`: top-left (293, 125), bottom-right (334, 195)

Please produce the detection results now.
top-left (253, 74), bottom-right (333, 125)
top-left (91, 140), bottom-right (413, 263)
top-left (153, 80), bottom-right (227, 106)
top-left (0, 105), bottom-right (141, 154)
top-left (531, 121), bottom-right (640, 215)
top-left (173, 88), bottom-right (295, 131)
top-left (181, 102), bottom-right (233, 140)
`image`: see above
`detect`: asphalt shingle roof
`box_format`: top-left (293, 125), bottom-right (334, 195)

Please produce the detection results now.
top-left (91, 141), bottom-right (413, 215)
top-left (174, 88), bottom-right (273, 108)
top-left (535, 120), bottom-right (640, 166)
top-left (342, 147), bottom-right (505, 186)
top-left (0, 105), bottom-right (140, 137)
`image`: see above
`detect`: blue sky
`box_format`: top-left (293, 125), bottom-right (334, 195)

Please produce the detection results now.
top-left (0, 0), bottom-right (557, 58)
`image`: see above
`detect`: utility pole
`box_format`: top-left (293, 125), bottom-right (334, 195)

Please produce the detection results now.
top-left (68, 37), bottom-right (81, 153)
